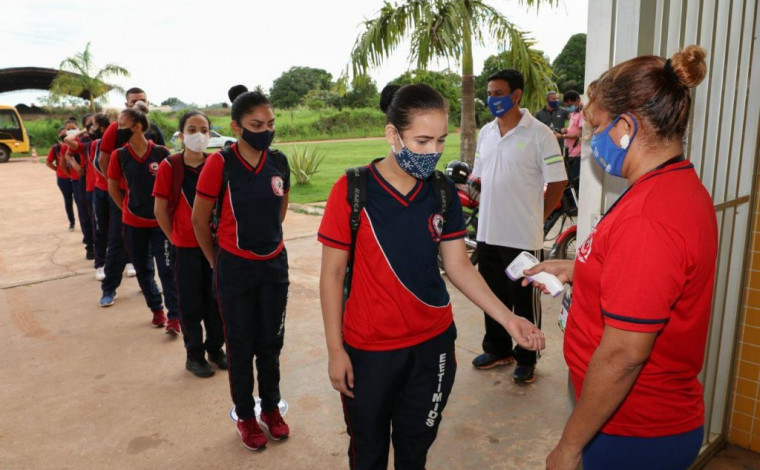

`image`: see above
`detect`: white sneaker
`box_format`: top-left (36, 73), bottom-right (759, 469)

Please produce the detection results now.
top-left (95, 267), bottom-right (106, 281)
top-left (125, 263), bottom-right (137, 277)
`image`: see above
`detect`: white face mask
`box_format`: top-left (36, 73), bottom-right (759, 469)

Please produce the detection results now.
top-left (183, 132), bottom-right (209, 152)
top-left (66, 129), bottom-right (78, 136)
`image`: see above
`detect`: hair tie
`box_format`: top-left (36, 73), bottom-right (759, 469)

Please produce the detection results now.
top-left (663, 59), bottom-right (683, 86)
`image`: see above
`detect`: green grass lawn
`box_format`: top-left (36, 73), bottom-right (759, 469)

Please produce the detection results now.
top-left (280, 133), bottom-right (462, 204)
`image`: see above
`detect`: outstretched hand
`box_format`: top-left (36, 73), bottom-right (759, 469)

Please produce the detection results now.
top-left (504, 316), bottom-right (545, 351)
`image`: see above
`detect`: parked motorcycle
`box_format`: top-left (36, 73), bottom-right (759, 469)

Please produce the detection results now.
top-left (438, 160), bottom-right (479, 270)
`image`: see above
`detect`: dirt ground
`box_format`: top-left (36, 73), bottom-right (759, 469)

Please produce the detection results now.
top-left (1, 157), bottom-right (756, 469)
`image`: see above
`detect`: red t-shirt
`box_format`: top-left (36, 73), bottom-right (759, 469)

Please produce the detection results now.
top-left (47, 143), bottom-right (70, 179)
top-left (152, 155), bottom-right (204, 248)
top-left (90, 139), bottom-right (108, 191)
top-left (196, 145), bottom-right (290, 260)
top-left (317, 164), bottom-right (466, 351)
top-left (564, 160), bottom-right (718, 437)
top-left (85, 140), bottom-right (97, 192)
top-left (99, 122), bottom-right (119, 155)
top-left (107, 142), bottom-right (168, 228)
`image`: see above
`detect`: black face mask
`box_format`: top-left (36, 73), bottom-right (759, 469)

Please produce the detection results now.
top-left (115, 128), bottom-right (133, 148)
top-left (241, 127), bottom-right (274, 151)
top-left (90, 129), bottom-right (103, 140)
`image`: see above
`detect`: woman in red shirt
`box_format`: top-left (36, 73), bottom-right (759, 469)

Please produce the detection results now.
top-left (527, 46), bottom-right (716, 470)
top-left (46, 124), bottom-right (78, 231)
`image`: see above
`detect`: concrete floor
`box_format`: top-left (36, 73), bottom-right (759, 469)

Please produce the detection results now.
top-left (1, 157), bottom-right (757, 469)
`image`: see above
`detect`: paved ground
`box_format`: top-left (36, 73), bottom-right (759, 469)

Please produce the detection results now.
top-left (1, 157), bottom-right (756, 469)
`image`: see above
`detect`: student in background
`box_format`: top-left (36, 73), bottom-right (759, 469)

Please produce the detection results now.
top-left (107, 104), bottom-right (179, 334)
top-left (64, 114), bottom-right (96, 261)
top-left (154, 110), bottom-right (226, 377)
top-left (46, 125), bottom-right (76, 231)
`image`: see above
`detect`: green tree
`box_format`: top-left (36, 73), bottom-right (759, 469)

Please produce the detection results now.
top-left (391, 69), bottom-right (462, 123)
top-left (552, 33), bottom-right (586, 93)
top-left (270, 66), bottom-right (333, 109)
top-left (50, 42), bottom-right (129, 113)
top-left (345, 75), bottom-right (380, 109)
top-left (350, 0), bottom-right (558, 165)
top-left (161, 97), bottom-right (186, 108)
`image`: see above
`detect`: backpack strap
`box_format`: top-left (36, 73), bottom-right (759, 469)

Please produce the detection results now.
top-left (210, 148), bottom-right (233, 240)
top-left (344, 166), bottom-right (368, 303)
top-left (166, 154), bottom-right (185, 220)
top-left (429, 170), bottom-right (453, 225)
top-left (269, 148), bottom-right (288, 176)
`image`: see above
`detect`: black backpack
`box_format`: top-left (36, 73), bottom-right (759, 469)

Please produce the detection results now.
top-left (343, 167), bottom-right (453, 301)
top-left (210, 147), bottom-right (288, 240)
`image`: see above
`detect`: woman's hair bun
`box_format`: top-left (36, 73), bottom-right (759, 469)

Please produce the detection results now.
top-left (670, 45), bottom-right (707, 89)
top-left (132, 101), bottom-right (149, 113)
top-left (379, 84), bottom-right (401, 114)
top-left (228, 85), bottom-right (249, 103)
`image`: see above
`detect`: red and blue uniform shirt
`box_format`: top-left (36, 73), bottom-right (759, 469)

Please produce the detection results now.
top-left (153, 155), bottom-right (205, 248)
top-left (564, 160), bottom-right (718, 437)
top-left (47, 143), bottom-right (71, 179)
top-left (196, 144), bottom-right (290, 260)
top-left (90, 139), bottom-right (109, 192)
top-left (107, 141), bottom-right (170, 228)
top-left (318, 161), bottom-right (466, 351)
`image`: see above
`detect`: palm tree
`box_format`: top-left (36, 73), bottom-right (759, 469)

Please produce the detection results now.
top-left (351, 0), bottom-right (558, 165)
top-left (50, 42), bottom-right (129, 112)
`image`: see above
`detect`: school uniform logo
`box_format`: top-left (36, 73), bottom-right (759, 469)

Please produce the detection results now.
top-left (577, 228), bottom-right (595, 263)
top-left (428, 213), bottom-right (444, 242)
top-left (149, 162), bottom-right (160, 175)
top-left (271, 176), bottom-right (284, 197)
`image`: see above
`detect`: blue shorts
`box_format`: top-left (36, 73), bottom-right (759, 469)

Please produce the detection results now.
top-left (583, 426), bottom-right (703, 470)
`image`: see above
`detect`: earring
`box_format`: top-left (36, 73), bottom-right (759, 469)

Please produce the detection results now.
top-left (620, 134), bottom-right (630, 149)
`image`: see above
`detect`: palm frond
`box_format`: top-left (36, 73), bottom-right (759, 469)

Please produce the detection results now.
top-left (408, 0), bottom-right (465, 69)
top-left (350, 0), bottom-right (429, 76)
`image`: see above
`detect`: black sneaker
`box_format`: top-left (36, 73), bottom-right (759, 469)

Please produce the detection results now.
top-left (86, 248), bottom-right (95, 260)
top-left (186, 358), bottom-right (215, 378)
top-left (68, 222), bottom-right (75, 231)
top-left (472, 353), bottom-right (515, 370)
top-left (208, 349), bottom-right (229, 370)
top-left (513, 364), bottom-right (536, 384)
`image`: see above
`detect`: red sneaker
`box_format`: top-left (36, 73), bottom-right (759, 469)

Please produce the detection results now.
top-left (259, 409), bottom-right (290, 440)
top-left (151, 310), bottom-right (166, 328)
top-left (165, 319), bottom-right (180, 336)
top-left (237, 418), bottom-right (267, 451)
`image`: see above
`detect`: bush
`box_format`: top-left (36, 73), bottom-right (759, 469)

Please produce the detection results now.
top-left (288, 146), bottom-right (326, 185)
top-left (25, 119), bottom-right (63, 151)
top-left (148, 111), bottom-right (177, 144)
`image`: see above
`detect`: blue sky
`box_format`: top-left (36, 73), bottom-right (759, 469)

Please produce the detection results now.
top-left (1, 0), bottom-right (587, 108)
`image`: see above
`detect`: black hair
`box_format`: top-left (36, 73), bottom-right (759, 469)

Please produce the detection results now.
top-left (487, 69), bottom-right (524, 93)
top-left (228, 85), bottom-right (271, 124)
top-left (120, 104), bottom-right (150, 133)
top-left (64, 119), bottom-right (78, 127)
top-left (81, 113), bottom-right (94, 127)
top-left (92, 113), bottom-right (110, 129)
top-left (58, 126), bottom-right (66, 133)
top-left (563, 90), bottom-right (580, 103)
top-left (379, 84), bottom-right (448, 132)
top-left (179, 110), bottom-right (211, 132)
top-left (125, 87), bottom-right (145, 97)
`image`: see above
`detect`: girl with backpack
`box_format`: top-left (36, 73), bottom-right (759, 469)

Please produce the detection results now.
top-left (153, 111), bottom-right (226, 378)
top-left (46, 124), bottom-right (78, 231)
top-left (192, 86), bottom-right (291, 451)
top-left (318, 84), bottom-right (545, 470)
top-left (106, 104), bottom-right (179, 334)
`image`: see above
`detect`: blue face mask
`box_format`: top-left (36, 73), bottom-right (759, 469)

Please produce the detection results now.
top-left (392, 131), bottom-right (442, 180)
top-left (590, 113), bottom-right (639, 177)
top-left (548, 100), bottom-right (560, 109)
top-left (487, 94), bottom-right (514, 118)
top-left (567, 105), bottom-right (578, 113)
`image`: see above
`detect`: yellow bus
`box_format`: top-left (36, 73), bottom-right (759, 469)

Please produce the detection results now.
top-left (0, 105), bottom-right (30, 163)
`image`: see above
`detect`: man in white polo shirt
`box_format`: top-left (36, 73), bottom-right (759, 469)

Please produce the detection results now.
top-left (471, 69), bottom-right (567, 384)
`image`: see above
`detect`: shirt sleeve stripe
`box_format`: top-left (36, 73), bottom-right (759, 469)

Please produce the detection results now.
top-left (441, 230), bottom-right (466, 240)
top-left (603, 310), bottom-right (669, 325)
top-left (318, 233), bottom-right (350, 251)
top-left (544, 155), bottom-right (564, 165)
top-left (196, 189), bottom-right (216, 200)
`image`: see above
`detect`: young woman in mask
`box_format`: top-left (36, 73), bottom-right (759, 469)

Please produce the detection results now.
top-left (87, 113), bottom-right (111, 280)
top-left (46, 125), bottom-right (76, 231)
top-left (192, 86), bottom-right (291, 451)
top-left (154, 111), bottom-right (226, 378)
top-left (107, 104), bottom-right (180, 335)
top-left (318, 84), bottom-right (545, 470)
